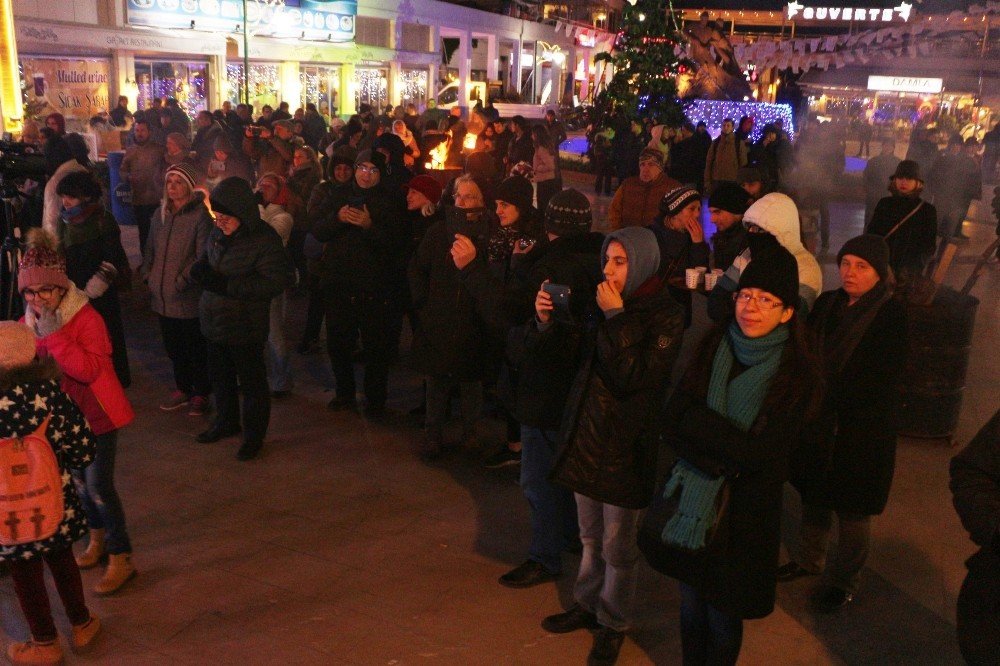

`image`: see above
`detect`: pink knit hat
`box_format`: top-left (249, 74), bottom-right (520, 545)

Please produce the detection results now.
top-left (0, 321), bottom-right (37, 369)
top-left (18, 228), bottom-right (70, 293)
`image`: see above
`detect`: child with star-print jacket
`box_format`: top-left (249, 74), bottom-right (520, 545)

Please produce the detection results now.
top-left (0, 353), bottom-right (96, 562)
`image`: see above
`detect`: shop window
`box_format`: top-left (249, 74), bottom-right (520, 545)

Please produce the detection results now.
top-left (356, 16), bottom-right (390, 48)
top-left (135, 61), bottom-right (208, 118)
top-left (301, 65), bottom-right (341, 121)
top-left (18, 57), bottom-right (111, 128)
top-left (226, 63), bottom-right (280, 116)
top-left (355, 67), bottom-right (388, 113)
top-left (399, 68), bottom-right (428, 109)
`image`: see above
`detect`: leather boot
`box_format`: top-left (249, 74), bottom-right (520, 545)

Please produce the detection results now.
top-left (71, 615), bottom-right (101, 653)
top-left (94, 553), bottom-right (137, 596)
top-left (75, 528), bottom-right (105, 570)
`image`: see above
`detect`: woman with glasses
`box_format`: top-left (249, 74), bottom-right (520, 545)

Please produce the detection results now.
top-left (654, 245), bottom-right (822, 665)
top-left (778, 235), bottom-right (907, 614)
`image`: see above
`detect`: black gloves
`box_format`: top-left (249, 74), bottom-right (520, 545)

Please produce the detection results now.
top-left (191, 259), bottom-right (228, 295)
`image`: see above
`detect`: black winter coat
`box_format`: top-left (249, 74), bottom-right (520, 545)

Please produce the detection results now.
top-left (795, 290), bottom-right (907, 516)
top-left (505, 232), bottom-right (606, 429)
top-left (310, 182), bottom-right (406, 297)
top-left (950, 410), bottom-right (1000, 666)
top-left (551, 288), bottom-right (685, 509)
top-left (866, 195), bottom-right (937, 280)
top-left (198, 219), bottom-right (294, 346)
top-left (658, 325), bottom-right (817, 619)
top-left (408, 219), bottom-right (490, 380)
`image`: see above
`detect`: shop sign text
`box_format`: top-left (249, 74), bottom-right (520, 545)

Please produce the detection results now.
top-left (867, 75), bottom-right (943, 94)
top-left (786, 2), bottom-right (913, 23)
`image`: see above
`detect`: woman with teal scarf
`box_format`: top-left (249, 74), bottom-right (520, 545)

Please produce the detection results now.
top-left (655, 246), bottom-right (822, 665)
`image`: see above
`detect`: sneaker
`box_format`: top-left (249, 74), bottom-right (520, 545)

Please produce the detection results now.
top-left (484, 446), bottom-right (522, 469)
top-left (588, 626), bottom-right (626, 666)
top-left (6, 639), bottom-right (63, 665)
top-left (236, 441), bottom-right (263, 461)
top-left (498, 560), bottom-right (559, 589)
top-left (71, 615), bottom-right (102, 653)
top-left (188, 395), bottom-right (209, 417)
top-left (159, 390), bottom-right (189, 412)
top-left (542, 603), bottom-right (599, 633)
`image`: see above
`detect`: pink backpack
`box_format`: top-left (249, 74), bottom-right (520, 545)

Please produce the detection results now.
top-left (0, 416), bottom-right (64, 546)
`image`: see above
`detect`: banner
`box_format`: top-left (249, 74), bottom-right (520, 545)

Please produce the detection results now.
top-left (126, 0), bottom-right (356, 43)
top-left (19, 58), bottom-right (111, 123)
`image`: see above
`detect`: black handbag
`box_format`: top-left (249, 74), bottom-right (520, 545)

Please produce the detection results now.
top-left (638, 462), bottom-right (731, 575)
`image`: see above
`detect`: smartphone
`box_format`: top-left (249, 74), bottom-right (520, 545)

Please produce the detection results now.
top-left (542, 282), bottom-right (573, 324)
top-left (445, 205), bottom-right (488, 245)
top-left (348, 196), bottom-right (365, 210)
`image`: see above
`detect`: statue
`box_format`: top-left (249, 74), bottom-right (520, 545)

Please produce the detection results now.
top-left (682, 12), bottom-right (753, 101)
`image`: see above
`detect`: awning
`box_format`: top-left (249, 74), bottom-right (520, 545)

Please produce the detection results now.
top-left (799, 66), bottom-right (999, 98)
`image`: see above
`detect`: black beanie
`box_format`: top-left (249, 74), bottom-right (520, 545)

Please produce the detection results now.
top-left (495, 176), bottom-right (534, 214)
top-left (545, 188), bottom-right (592, 236)
top-left (210, 177), bottom-right (262, 227)
top-left (708, 181), bottom-right (751, 215)
top-left (739, 245), bottom-right (800, 308)
top-left (837, 234), bottom-right (891, 281)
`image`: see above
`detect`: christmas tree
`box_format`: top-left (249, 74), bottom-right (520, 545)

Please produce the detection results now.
top-left (593, 0), bottom-right (686, 126)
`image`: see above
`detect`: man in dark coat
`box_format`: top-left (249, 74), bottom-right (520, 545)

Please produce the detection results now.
top-left (506, 116), bottom-right (535, 174)
top-left (191, 110), bottom-right (225, 171)
top-left (708, 181), bottom-right (751, 271)
top-left (862, 138), bottom-right (901, 227)
top-left (928, 135), bottom-right (981, 239)
top-left (950, 410), bottom-right (1000, 666)
top-left (191, 177), bottom-right (294, 460)
top-left (781, 235), bottom-right (907, 613)
top-left (311, 150), bottom-right (406, 418)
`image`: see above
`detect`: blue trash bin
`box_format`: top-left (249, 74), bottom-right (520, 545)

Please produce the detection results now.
top-left (106, 151), bottom-right (135, 226)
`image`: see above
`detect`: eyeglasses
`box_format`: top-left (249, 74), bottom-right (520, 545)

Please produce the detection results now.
top-left (22, 286), bottom-right (61, 300)
top-left (356, 166), bottom-right (379, 175)
top-left (733, 291), bottom-right (784, 309)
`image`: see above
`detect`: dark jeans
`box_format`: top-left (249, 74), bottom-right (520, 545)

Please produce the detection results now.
top-left (521, 426), bottom-right (578, 573)
top-left (159, 315), bottom-right (210, 396)
top-left (324, 287), bottom-right (391, 409)
top-left (593, 155), bottom-right (615, 194)
top-left (302, 279), bottom-right (325, 345)
top-left (132, 204), bottom-right (158, 256)
top-left (207, 340), bottom-right (270, 445)
top-left (9, 547), bottom-right (90, 642)
top-left (679, 582), bottom-right (744, 666)
top-left (426, 375), bottom-right (481, 436)
top-left (72, 431), bottom-right (132, 555)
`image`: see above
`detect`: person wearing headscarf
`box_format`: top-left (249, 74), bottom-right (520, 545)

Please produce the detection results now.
top-left (780, 235), bottom-right (907, 614)
top-left (543, 226), bottom-right (685, 666)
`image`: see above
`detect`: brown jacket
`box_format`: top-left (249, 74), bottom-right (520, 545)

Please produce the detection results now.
top-left (608, 172), bottom-right (681, 230)
top-left (242, 134), bottom-right (302, 180)
top-left (120, 140), bottom-right (166, 206)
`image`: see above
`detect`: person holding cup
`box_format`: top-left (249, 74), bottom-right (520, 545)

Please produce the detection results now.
top-left (648, 186), bottom-right (709, 328)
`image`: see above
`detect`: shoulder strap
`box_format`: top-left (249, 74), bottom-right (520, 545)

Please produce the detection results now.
top-left (883, 200), bottom-right (924, 240)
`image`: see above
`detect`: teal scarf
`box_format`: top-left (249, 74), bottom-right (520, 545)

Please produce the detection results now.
top-left (707, 321), bottom-right (789, 432)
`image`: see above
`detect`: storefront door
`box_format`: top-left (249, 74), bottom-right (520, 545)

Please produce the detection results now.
top-left (135, 61), bottom-right (208, 118)
top-left (399, 67), bottom-right (428, 110)
top-left (355, 67), bottom-right (388, 113)
top-left (225, 63), bottom-right (280, 116)
top-left (300, 65), bottom-right (340, 121)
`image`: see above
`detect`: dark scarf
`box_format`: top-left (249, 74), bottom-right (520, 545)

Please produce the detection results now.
top-left (60, 203), bottom-right (106, 248)
top-left (813, 281), bottom-right (892, 375)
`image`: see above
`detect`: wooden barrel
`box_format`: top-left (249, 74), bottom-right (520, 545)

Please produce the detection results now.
top-left (898, 286), bottom-right (979, 440)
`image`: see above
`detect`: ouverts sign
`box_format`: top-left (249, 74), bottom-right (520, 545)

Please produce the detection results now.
top-left (786, 2), bottom-right (913, 23)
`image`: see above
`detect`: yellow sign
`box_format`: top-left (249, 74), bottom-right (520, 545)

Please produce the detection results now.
top-left (19, 58), bottom-right (111, 123)
top-left (0, 0), bottom-right (22, 132)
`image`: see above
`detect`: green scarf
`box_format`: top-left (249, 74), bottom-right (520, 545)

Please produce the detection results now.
top-left (707, 321), bottom-right (789, 432)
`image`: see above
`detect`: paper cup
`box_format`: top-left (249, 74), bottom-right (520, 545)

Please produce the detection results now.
top-left (685, 268), bottom-right (701, 289)
top-left (712, 268), bottom-right (724, 276)
top-left (695, 266), bottom-right (708, 274)
top-left (704, 272), bottom-right (719, 290)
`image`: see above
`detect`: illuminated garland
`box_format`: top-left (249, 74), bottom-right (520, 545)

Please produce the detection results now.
top-left (683, 99), bottom-right (795, 142)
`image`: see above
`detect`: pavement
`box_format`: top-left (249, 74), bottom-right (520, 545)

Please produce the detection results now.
top-left (0, 179), bottom-right (996, 664)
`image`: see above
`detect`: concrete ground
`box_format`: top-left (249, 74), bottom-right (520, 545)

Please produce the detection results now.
top-left (0, 181), bottom-right (996, 664)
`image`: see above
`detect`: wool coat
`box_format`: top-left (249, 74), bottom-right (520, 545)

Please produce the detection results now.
top-left (551, 288), bottom-right (685, 509)
top-left (795, 289), bottom-right (907, 516)
top-left (142, 192), bottom-right (213, 320)
top-left (866, 195), bottom-right (938, 280)
top-left (119, 140), bottom-right (166, 205)
top-left (656, 325), bottom-right (816, 619)
top-left (0, 359), bottom-right (95, 563)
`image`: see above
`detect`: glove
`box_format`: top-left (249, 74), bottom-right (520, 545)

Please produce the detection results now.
top-left (34, 307), bottom-right (61, 338)
top-left (189, 258), bottom-right (212, 284)
top-left (84, 261), bottom-right (118, 299)
top-left (191, 260), bottom-right (228, 294)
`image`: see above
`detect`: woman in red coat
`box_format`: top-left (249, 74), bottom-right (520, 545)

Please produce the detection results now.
top-left (19, 229), bottom-right (137, 597)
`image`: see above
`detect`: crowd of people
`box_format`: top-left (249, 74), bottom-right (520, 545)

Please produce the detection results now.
top-left (2, 97), bottom-right (997, 665)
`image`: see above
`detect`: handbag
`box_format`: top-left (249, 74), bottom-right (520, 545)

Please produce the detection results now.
top-left (638, 460), bottom-right (730, 575)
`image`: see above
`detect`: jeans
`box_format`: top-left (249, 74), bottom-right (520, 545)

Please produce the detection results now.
top-left (266, 292), bottom-right (293, 392)
top-left (574, 493), bottom-right (640, 631)
top-left (207, 340), bottom-right (270, 445)
top-left (798, 504), bottom-right (872, 594)
top-left (324, 287), bottom-right (391, 408)
top-left (132, 203), bottom-right (158, 256)
top-left (9, 547), bottom-right (90, 642)
top-left (520, 427), bottom-right (578, 574)
top-left (158, 315), bottom-right (210, 396)
top-left (678, 582), bottom-right (744, 666)
top-left (425, 375), bottom-right (481, 437)
top-left (72, 431), bottom-right (132, 555)
top-left (301, 277), bottom-right (325, 346)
